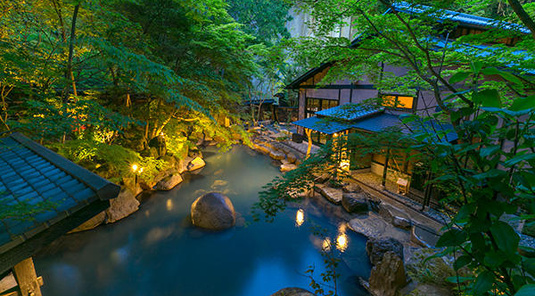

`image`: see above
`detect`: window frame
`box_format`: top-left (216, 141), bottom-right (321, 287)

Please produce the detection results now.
top-left (305, 97), bottom-right (339, 118)
top-left (380, 94), bottom-right (417, 112)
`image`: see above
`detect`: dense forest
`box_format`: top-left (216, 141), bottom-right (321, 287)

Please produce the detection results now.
top-left (3, 0), bottom-right (535, 295)
top-left (0, 0), bottom-right (291, 182)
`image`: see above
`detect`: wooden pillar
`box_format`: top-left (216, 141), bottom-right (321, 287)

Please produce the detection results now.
top-left (305, 128), bottom-right (313, 158)
top-left (402, 152), bottom-right (410, 174)
top-left (13, 258), bottom-right (43, 296)
top-left (421, 171), bottom-right (433, 210)
top-left (381, 149), bottom-right (390, 187)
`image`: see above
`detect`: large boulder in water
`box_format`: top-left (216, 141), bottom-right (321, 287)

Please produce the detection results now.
top-left (191, 192), bottom-right (236, 230)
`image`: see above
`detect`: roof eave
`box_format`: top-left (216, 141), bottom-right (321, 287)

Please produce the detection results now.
top-left (9, 133), bottom-right (120, 201)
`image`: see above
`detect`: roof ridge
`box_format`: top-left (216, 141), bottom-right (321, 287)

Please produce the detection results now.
top-left (393, 1), bottom-right (530, 34)
top-left (8, 133), bottom-right (119, 200)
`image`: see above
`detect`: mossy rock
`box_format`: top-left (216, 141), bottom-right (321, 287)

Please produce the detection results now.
top-left (405, 248), bottom-right (458, 289)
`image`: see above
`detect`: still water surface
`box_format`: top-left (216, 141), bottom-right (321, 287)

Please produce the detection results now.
top-left (35, 146), bottom-right (370, 296)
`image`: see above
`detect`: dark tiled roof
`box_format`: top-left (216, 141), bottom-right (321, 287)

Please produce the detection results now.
top-left (392, 1), bottom-right (530, 34)
top-left (293, 103), bottom-right (399, 134)
top-left (352, 113), bottom-right (402, 133)
top-left (316, 104), bottom-right (385, 121)
top-left (293, 103), bottom-right (458, 142)
top-left (285, 62), bottom-right (334, 89)
top-left (292, 113), bottom-right (403, 134)
top-left (0, 133), bottom-right (120, 274)
top-left (293, 116), bottom-right (353, 135)
top-left (432, 37), bottom-right (535, 75)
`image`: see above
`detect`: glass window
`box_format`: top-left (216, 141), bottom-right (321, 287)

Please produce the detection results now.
top-left (381, 95), bottom-right (414, 110)
top-left (306, 98), bottom-right (339, 115)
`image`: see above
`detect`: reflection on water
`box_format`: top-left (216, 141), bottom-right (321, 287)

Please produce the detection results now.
top-left (166, 198), bottom-right (174, 211)
top-left (35, 146), bottom-right (370, 296)
top-left (337, 233), bottom-right (348, 252)
top-left (296, 209), bottom-right (305, 227)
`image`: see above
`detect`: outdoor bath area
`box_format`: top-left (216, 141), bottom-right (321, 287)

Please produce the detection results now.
top-left (33, 145), bottom-right (371, 296)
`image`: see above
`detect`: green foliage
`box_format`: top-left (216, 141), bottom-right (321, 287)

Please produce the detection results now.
top-left (283, 1), bottom-right (535, 294)
top-left (305, 226), bottom-right (340, 296)
top-left (0, 0), bottom-right (261, 151)
top-left (227, 0), bottom-right (291, 46)
top-left (404, 67), bottom-right (535, 295)
top-left (51, 139), bottom-right (167, 183)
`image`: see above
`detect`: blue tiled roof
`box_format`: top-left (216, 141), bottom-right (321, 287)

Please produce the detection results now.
top-left (432, 38), bottom-right (535, 75)
top-left (0, 133), bottom-right (120, 273)
top-left (315, 104), bottom-right (385, 121)
top-left (293, 116), bottom-right (353, 135)
top-left (293, 110), bottom-right (458, 142)
top-left (408, 117), bottom-right (459, 143)
top-left (393, 1), bottom-right (530, 34)
top-left (352, 113), bottom-right (402, 132)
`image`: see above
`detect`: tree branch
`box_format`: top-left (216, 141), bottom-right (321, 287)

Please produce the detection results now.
top-left (507, 0), bottom-right (535, 40)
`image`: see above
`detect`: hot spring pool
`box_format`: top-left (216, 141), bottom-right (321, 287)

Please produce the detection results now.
top-left (34, 145), bottom-right (371, 296)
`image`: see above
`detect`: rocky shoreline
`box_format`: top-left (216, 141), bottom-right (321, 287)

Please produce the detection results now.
top-left (71, 122), bottom-right (455, 296)
top-left (248, 124), bottom-right (455, 296)
top-left (70, 143), bottom-right (211, 232)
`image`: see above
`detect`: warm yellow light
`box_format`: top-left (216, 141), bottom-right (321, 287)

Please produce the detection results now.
top-left (132, 164), bottom-right (138, 172)
top-left (166, 199), bottom-right (174, 211)
top-left (139, 167), bottom-right (144, 174)
top-left (382, 95), bottom-right (414, 109)
top-left (339, 159), bottom-right (350, 171)
top-left (296, 209), bottom-right (304, 227)
top-left (336, 233), bottom-right (348, 252)
top-left (338, 223), bottom-right (347, 233)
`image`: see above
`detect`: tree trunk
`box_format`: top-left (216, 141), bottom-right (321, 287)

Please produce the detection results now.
top-left (507, 0), bottom-right (535, 40)
top-left (305, 128), bottom-right (313, 158)
top-left (66, 3), bottom-right (80, 101)
top-left (381, 149), bottom-right (390, 187)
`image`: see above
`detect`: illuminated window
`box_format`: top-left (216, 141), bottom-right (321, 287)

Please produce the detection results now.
top-left (381, 95), bottom-right (414, 110)
top-left (306, 98), bottom-right (339, 117)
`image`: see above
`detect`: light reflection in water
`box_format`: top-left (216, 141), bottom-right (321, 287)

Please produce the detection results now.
top-left (296, 209), bottom-right (304, 227)
top-left (336, 233), bottom-right (348, 252)
top-left (166, 199), bottom-right (174, 211)
top-left (336, 223), bottom-right (349, 252)
top-left (110, 246), bottom-right (129, 265)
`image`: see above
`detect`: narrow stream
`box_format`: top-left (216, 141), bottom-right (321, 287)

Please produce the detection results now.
top-left (35, 146), bottom-right (370, 296)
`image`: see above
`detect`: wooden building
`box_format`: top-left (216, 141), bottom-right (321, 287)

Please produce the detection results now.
top-left (0, 133), bottom-right (120, 296)
top-left (287, 2), bottom-right (531, 204)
